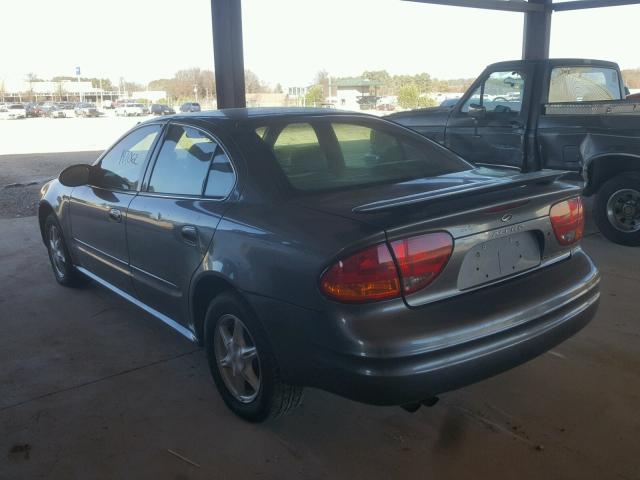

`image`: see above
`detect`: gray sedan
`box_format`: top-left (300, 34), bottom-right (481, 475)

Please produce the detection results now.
top-left (38, 108), bottom-right (600, 422)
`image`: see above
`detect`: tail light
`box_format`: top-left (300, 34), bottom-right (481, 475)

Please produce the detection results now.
top-left (320, 243), bottom-right (400, 302)
top-left (320, 232), bottom-right (453, 303)
top-left (550, 197), bottom-right (584, 246)
top-left (390, 232), bottom-right (453, 294)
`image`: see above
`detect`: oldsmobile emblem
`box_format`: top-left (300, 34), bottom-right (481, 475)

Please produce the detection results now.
top-left (501, 213), bottom-right (513, 223)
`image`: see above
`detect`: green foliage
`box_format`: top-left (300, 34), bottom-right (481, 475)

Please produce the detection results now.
top-left (397, 84), bottom-right (436, 109)
top-left (305, 85), bottom-right (325, 106)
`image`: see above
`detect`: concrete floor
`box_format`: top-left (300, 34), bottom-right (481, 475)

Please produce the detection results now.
top-left (1, 217), bottom-right (639, 480)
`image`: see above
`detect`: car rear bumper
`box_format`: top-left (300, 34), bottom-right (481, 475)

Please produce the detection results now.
top-left (246, 248), bottom-right (600, 405)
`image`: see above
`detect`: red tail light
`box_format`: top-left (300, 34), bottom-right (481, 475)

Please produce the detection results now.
top-left (320, 232), bottom-right (453, 303)
top-left (320, 243), bottom-right (400, 302)
top-left (550, 197), bottom-right (584, 246)
top-left (390, 232), bottom-right (453, 294)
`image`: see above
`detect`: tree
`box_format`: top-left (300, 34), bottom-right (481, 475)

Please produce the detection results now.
top-left (305, 85), bottom-right (324, 106)
top-left (397, 84), bottom-right (420, 109)
top-left (245, 69), bottom-right (268, 93)
top-left (622, 69), bottom-right (640, 89)
top-left (397, 84), bottom-right (435, 109)
top-left (274, 83), bottom-right (283, 94)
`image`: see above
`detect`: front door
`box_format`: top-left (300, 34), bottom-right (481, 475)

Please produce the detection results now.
top-left (126, 123), bottom-right (236, 324)
top-left (69, 124), bottom-right (162, 292)
top-left (445, 69), bottom-right (528, 169)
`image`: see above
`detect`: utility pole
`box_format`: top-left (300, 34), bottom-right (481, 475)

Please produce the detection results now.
top-left (76, 66), bottom-right (82, 102)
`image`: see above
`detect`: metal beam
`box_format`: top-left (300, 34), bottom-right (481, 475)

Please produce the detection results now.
top-left (403, 0), bottom-right (545, 13)
top-left (522, 0), bottom-right (552, 60)
top-left (211, 0), bottom-right (246, 109)
top-left (552, 0), bottom-right (640, 11)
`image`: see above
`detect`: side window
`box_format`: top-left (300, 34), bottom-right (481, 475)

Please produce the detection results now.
top-left (461, 70), bottom-right (525, 114)
top-left (204, 149), bottom-right (235, 198)
top-left (148, 125), bottom-right (216, 195)
top-left (271, 123), bottom-right (328, 175)
top-left (548, 66), bottom-right (622, 103)
top-left (94, 125), bottom-right (161, 191)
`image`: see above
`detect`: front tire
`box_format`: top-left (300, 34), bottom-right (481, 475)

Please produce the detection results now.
top-left (204, 292), bottom-right (302, 422)
top-left (594, 173), bottom-right (640, 246)
top-left (44, 214), bottom-right (86, 287)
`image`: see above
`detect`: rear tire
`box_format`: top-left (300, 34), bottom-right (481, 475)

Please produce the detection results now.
top-left (204, 292), bottom-right (302, 422)
top-left (594, 173), bottom-right (640, 246)
top-left (44, 214), bottom-right (87, 287)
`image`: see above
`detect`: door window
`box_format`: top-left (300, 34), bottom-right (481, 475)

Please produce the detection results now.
top-left (94, 125), bottom-right (161, 191)
top-left (148, 125), bottom-right (217, 196)
top-left (204, 150), bottom-right (235, 198)
top-left (461, 71), bottom-right (525, 114)
top-left (548, 66), bottom-right (622, 102)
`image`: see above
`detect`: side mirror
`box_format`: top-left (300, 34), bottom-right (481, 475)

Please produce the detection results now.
top-left (59, 164), bottom-right (92, 187)
top-left (468, 103), bottom-right (486, 119)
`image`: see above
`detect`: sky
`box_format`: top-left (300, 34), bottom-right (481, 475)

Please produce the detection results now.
top-left (1, 0), bottom-right (639, 88)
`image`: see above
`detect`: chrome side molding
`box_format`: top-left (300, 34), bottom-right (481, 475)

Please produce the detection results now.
top-left (76, 266), bottom-right (197, 342)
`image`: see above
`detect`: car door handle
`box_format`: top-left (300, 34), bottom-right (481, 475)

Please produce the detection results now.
top-left (108, 208), bottom-right (122, 222)
top-left (181, 225), bottom-right (198, 245)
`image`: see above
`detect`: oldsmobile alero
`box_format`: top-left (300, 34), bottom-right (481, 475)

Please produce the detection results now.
top-left (38, 108), bottom-right (600, 422)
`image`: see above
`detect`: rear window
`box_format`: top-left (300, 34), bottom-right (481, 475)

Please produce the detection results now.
top-left (255, 119), bottom-right (470, 192)
top-left (548, 66), bottom-right (622, 103)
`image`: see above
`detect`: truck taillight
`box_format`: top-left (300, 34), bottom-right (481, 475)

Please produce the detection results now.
top-left (550, 197), bottom-right (584, 246)
top-left (390, 232), bottom-right (453, 294)
top-left (320, 232), bottom-right (453, 303)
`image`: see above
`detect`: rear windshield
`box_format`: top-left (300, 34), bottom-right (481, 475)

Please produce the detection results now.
top-left (548, 66), bottom-right (622, 103)
top-left (253, 119), bottom-right (470, 192)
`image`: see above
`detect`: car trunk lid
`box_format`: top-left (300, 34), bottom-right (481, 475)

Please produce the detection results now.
top-left (295, 167), bottom-right (582, 307)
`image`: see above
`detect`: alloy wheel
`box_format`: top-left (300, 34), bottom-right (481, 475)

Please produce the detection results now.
top-left (49, 224), bottom-right (66, 278)
top-left (213, 314), bottom-right (261, 403)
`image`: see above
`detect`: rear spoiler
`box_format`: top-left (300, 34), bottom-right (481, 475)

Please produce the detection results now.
top-left (352, 170), bottom-right (570, 214)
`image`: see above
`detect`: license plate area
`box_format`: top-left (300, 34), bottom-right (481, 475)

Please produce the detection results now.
top-left (457, 231), bottom-right (541, 290)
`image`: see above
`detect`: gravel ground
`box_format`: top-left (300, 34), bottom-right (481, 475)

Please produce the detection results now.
top-left (0, 151), bottom-right (102, 218)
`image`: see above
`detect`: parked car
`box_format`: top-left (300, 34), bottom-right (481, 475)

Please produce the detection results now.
top-left (1, 103), bottom-right (27, 119)
top-left (39, 108), bottom-right (600, 422)
top-left (74, 102), bottom-right (99, 117)
top-left (180, 102), bottom-right (201, 112)
top-left (25, 102), bottom-right (42, 117)
top-left (151, 104), bottom-right (175, 115)
top-left (115, 103), bottom-right (146, 116)
top-left (102, 100), bottom-right (115, 109)
top-left (389, 58), bottom-right (640, 246)
top-left (45, 105), bottom-right (66, 118)
top-left (627, 92), bottom-right (640, 101)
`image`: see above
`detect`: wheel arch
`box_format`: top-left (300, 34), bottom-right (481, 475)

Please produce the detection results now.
top-left (584, 153), bottom-right (640, 195)
top-left (190, 272), bottom-right (251, 346)
top-left (38, 201), bottom-right (56, 245)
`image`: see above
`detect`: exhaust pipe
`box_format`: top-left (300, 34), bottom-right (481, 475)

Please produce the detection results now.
top-left (400, 396), bottom-right (439, 413)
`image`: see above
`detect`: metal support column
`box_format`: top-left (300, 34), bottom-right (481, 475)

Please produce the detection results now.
top-left (522, 0), bottom-right (552, 60)
top-left (211, 0), bottom-right (246, 109)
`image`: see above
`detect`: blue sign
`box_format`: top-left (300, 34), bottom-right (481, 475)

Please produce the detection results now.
top-left (75, 67), bottom-right (81, 76)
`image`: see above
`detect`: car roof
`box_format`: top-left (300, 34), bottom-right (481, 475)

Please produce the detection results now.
top-left (486, 58), bottom-right (619, 70)
top-left (163, 107), bottom-right (368, 123)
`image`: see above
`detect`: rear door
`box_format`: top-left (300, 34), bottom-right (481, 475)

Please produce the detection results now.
top-left (445, 67), bottom-right (530, 169)
top-left (69, 124), bottom-right (162, 292)
top-left (126, 122), bottom-right (236, 324)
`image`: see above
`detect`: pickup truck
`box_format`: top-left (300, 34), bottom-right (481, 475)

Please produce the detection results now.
top-left (389, 58), bottom-right (640, 246)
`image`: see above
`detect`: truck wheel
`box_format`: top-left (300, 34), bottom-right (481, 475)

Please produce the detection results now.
top-left (594, 173), bottom-right (640, 246)
top-left (204, 292), bottom-right (303, 422)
